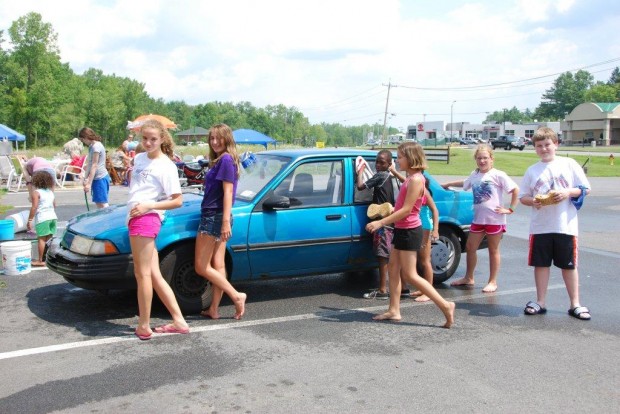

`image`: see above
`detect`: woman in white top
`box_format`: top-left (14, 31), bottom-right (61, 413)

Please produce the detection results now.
top-left (128, 119), bottom-right (189, 340)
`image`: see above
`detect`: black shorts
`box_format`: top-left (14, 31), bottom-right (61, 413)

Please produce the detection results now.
top-left (393, 226), bottom-right (424, 251)
top-left (528, 233), bottom-right (577, 269)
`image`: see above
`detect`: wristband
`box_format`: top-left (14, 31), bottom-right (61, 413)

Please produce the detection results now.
top-left (508, 207), bottom-right (514, 213)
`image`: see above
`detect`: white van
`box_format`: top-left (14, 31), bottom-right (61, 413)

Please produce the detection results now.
top-left (387, 133), bottom-right (405, 144)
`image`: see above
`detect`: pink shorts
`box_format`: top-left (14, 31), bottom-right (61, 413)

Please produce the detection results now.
top-left (470, 223), bottom-right (506, 235)
top-left (128, 213), bottom-right (161, 238)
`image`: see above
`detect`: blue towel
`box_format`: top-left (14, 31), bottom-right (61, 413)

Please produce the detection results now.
top-left (571, 185), bottom-right (588, 210)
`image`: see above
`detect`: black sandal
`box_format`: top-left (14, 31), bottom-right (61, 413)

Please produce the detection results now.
top-left (568, 306), bottom-right (591, 320)
top-left (524, 301), bottom-right (547, 315)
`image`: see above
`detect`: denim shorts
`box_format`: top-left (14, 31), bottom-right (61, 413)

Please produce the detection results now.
top-left (198, 210), bottom-right (233, 240)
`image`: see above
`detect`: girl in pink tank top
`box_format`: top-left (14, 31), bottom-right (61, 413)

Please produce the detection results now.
top-left (365, 142), bottom-right (455, 328)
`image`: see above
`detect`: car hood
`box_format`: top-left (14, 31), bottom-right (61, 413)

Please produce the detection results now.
top-left (66, 192), bottom-right (253, 239)
top-left (67, 193), bottom-right (248, 249)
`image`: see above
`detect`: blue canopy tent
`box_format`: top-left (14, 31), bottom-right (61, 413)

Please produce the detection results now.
top-left (0, 124), bottom-right (26, 153)
top-left (233, 129), bottom-right (276, 149)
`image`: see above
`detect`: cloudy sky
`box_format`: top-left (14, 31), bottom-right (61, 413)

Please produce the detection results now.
top-left (1, 0), bottom-right (619, 129)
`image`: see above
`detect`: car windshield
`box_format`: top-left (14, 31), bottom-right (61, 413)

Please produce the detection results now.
top-left (236, 153), bottom-right (292, 202)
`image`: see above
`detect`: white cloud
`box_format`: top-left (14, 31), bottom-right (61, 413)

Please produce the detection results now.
top-left (1, 0), bottom-right (618, 127)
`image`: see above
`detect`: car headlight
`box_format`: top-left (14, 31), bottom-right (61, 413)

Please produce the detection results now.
top-left (70, 235), bottom-right (119, 256)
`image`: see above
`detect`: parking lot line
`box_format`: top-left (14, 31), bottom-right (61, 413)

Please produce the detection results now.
top-left (0, 284), bottom-right (565, 361)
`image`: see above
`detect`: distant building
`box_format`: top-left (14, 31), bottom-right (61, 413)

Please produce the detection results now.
top-left (562, 102), bottom-right (620, 146)
top-left (408, 120), bottom-right (563, 143)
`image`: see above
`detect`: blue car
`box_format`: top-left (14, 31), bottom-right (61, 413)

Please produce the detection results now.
top-left (46, 149), bottom-right (474, 313)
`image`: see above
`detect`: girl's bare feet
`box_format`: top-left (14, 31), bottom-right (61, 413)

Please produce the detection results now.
top-left (450, 277), bottom-right (474, 287)
top-left (442, 301), bottom-right (456, 329)
top-left (31, 260), bottom-right (46, 267)
top-left (373, 311), bottom-right (402, 321)
top-left (410, 290), bottom-right (423, 297)
top-left (414, 294), bottom-right (431, 302)
top-left (200, 309), bottom-right (220, 319)
top-left (482, 282), bottom-right (498, 293)
top-left (233, 293), bottom-right (247, 320)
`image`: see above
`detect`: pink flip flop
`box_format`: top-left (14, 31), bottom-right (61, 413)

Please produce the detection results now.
top-left (153, 324), bottom-right (190, 334)
top-left (134, 330), bottom-right (152, 341)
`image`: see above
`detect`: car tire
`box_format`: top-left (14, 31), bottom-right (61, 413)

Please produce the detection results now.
top-left (160, 243), bottom-right (211, 314)
top-left (506, 145), bottom-right (512, 150)
top-left (519, 147), bottom-right (524, 151)
top-left (431, 226), bottom-right (462, 284)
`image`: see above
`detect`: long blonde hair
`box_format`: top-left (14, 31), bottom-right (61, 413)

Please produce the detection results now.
top-left (139, 119), bottom-right (175, 159)
top-left (208, 123), bottom-right (240, 178)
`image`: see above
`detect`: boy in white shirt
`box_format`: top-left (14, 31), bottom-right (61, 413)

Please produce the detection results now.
top-left (519, 127), bottom-right (591, 320)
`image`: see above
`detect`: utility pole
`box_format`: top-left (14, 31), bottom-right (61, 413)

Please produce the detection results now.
top-left (450, 101), bottom-right (456, 143)
top-left (382, 80), bottom-right (396, 144)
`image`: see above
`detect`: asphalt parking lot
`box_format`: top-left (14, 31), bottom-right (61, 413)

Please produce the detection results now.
top-left (0, 178), bottom-right (618, 413)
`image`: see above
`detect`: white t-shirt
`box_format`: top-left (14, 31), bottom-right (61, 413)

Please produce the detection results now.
top-left (127, 153), bottom-right (181, 221)
top-left (519, 157), bottom-right (590, 236)
top-left (463, 168), bottom-right (518, 225)
top-left (35, 188), bottom-right (57, 224)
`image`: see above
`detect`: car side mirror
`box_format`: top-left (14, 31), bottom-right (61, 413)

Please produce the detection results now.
top-left (263, 195), bottom-right (291, 211)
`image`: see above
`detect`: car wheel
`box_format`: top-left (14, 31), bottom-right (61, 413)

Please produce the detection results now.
top-left (431, 227), bottom-right (462, 284)
top-left (506, 145), bottom-right (512, 150)
top-left (519, 147), bottom-right (524, 151)
top-left (160, 243), bottom-right (211, 314)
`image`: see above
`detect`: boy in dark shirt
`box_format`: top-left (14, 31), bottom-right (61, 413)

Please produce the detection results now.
top-left (357, 150), bottom-right (403, 298)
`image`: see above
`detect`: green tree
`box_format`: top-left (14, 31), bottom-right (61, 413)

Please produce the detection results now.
top-left (584, 82), bottom-right (619, 102)
top-left (5, 12), bottom-right (63, 143)
top-left (535, 70), bottom-right (594, 120)
top-left (608, 67), bottom-right (620, 85)
top-left (484, 106), bottom-right (533, 124)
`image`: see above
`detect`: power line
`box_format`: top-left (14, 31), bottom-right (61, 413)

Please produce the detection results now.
top-left (397, 57), bottom-right (620, 91)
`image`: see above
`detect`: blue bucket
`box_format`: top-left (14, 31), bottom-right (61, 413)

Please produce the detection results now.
top-left (0, 219), bottom-right (14, 241)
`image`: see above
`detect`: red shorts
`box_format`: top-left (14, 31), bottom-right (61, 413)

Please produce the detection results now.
top-left (470, 223), bottom-right (506, 235)
top-left (128, 213), bottom-right (161, 238)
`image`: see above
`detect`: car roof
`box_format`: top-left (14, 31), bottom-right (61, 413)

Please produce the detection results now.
top-left (257, 148), bottom-right (382, 158)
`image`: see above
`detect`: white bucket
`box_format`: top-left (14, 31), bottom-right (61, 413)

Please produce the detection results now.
top-left (1, 241), bottom-right (32, 275)
top-left (8, 210), bottom-right (30, 233)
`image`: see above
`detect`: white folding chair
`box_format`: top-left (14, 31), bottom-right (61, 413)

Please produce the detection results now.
top-left (0, 155), bottom-right (15, 189)
top-left (60, 159), bottom-right (86, 188)
top-left (7, 156), bottom-right (24, 192)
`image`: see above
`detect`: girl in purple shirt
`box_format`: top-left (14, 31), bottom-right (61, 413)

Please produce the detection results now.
top-left (195, 124), bottom-right (246, 320)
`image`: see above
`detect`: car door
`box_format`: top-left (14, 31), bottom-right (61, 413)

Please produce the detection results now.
top-left (246, 159), bottom-right (352, 278)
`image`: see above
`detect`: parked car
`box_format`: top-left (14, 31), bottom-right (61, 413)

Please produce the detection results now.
top-left (490, 135), bottom-right (525, 151)
top-left (459, 138), bottom-right (477, 145)
top-left (46, 149), bottom-right (475, 313)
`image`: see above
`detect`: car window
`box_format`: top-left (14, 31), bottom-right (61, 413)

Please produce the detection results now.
top-left (354, 158), bottom-right (375, 203)
top-left (353, 156), bottom-right (403, 203)
top-left (237, 154), bottom-right (291, 202)
top-left (273, 160), bottom-right (343, 207)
